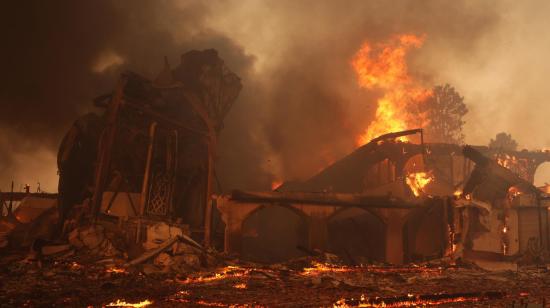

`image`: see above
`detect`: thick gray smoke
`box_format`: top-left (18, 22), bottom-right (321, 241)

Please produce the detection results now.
top-left (1, 0), bottom-right (550, 192)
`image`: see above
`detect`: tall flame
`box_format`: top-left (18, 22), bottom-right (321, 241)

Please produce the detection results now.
top-left (352, 34), bottom-right (432, 146)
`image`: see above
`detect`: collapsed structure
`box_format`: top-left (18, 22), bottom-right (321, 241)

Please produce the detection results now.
top-left (215, 129), bottom-right (550, 265)
top-left (1, 49), bottom-right (242, 259)
top-left (1, 49), bottom-right (550, 276)
top-left (2, 48), bottom-right (550, 307)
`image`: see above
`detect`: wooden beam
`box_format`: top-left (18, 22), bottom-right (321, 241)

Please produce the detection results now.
top-left (230, 190), bottom-right (427, 209)
top-left (0, 192), bottom-right (57, 202)
top-left (91, 77), bottom-right (127, 222)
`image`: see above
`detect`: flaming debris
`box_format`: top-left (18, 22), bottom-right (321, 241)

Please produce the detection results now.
top-left (106, 299), bottom-right (152, 307)
top-left (352, 34), bottom-right (432, 146)
top-left (508, 186), bottom-right (522, 198)
top-left (178, 266), bottom-right (251, 284)
top-left (301, 262), bottom-right (353, 275)
top-left (271, 180), bottom-right (283, 190)
top-left (453, 189), bottom-right (462, 198)
top-left (405, 172), bottom-right (434, 197)
top-left (333, 291), bottom-right (505, 308)
top-left (106, 267), bottom-right (127, 274)
top-left (301, 261), bottom-right (445, 276)
top-left (495, 153), bottom-right (533, 181)
top-left (70, 262), bottom-right (82, 270)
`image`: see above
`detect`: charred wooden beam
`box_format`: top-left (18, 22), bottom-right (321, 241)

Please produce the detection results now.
top-left (0, 192), bottom-right (57, 202)
top-left (91, 77), bottom-right (127, 222)
top-left (230, 190), bottom-right (429, 208)
top-left (370, 128), bottom-right (423, 143)
top-left (463, 145), bottom-right (538, 195)
top-left (122, 98), bottom-right (209, 136)
top-left (337, 291), bottom-right (505, 307)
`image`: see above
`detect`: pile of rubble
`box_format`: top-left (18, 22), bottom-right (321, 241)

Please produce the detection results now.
top-left (1, 195), bottom-right (549, 307)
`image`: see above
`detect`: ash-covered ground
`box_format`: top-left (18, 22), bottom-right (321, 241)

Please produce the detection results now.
top-left (1, 250), bottom-right (549, 308)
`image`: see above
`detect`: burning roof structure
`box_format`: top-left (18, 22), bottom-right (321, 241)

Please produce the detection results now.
top-left (212, 128), bottom-right (550, 269)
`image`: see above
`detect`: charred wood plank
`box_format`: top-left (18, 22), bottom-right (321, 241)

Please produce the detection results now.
top-left (230, 190), bottom-right (426, 208)
top-left (126, 235), bottom-right (180, 267)
top-left (0, 192), bottom-right (57, 202)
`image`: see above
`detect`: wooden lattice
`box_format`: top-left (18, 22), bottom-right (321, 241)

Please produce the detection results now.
top-left (146, 171), bottom-right (171, 216)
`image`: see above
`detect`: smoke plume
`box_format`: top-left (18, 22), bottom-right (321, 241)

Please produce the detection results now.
top-left (1, 0), bottom-right (550, 192)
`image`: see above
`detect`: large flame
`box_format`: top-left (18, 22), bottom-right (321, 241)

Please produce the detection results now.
top-left (406, 172), bottom-right (433, 197)
top-left (352, 34), bottom-right (432, 146)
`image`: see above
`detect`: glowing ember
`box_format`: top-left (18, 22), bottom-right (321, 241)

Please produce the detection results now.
top-left (406, 172), bottom-right (433, 197)
top-left (233, 283), bottom-right (247, 289)
top-left (333, 291), bottom-right (504, 307)
top-left (167, 291), bottom-right (241, 307)
top-left (496, 154), bottom-right (517, 169)
top-left (508, 186), bottom-right (522, 198)
top-left (495, 154), bottom-right (531, 181)
top-left (302, 262), bottom-right (353, 275)
top-left (333, 295), bottom-right (476, 308)
top-left (178, 266), bottom-right (250, 284)
top-left (106, 299), bottom-right (152, 307)
top-left (70, 262), bottom-right (82, 270)
top-left (194, 300), bottom-right (229, 307)
top-left (106, 267), bottom-right (127, 274)
top-left (352, 34), bottom-right (432, 146)
top-left (302, 262), bottom-right (443, 276)
top-left (453, 189), bottom-right (462, 198)
top-left (271, 180), bottom-right (283, 190)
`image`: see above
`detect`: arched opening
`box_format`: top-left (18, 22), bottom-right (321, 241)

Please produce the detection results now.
top-left (241, 205), bottom-right (308, 263)
top-left (363, 159), bottom-right (397, 189)
top-left (327, 207), bottom-right (386, 263)
top-left (403, 154), bottom-right (425, 175)
top-left (534, 162), bottom-right (550, 189)
top-left (403, 205), bottom-right (446, 263)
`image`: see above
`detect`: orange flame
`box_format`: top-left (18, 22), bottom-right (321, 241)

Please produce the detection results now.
top-left (233, 283), bottom-right (247, 289)
top-left (106, 299), bottom-right (152, 307)
top-left (177, 266), bottom-right (250, 284)
top-left (301, 262), bottom-right (353, 275)
top-left (333, 293), bottom-right (482, 308)
top-left (271, 180), bottom-right (283, 190)
top-left (106, 267), bottom-right (127, 274)
top-left (352, 34), bottom-right (432, 146)
top-left (406, 172), bottom-right (433, 197)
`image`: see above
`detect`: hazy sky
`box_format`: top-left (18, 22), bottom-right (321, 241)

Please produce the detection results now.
top-left (1, 0), bottom-right (550, 192)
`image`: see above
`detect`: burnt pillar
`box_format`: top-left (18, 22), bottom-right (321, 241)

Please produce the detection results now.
top-left (377, 208), bottom-right (410, 264)
top-left (291, 204), bottom-right (339, 252)
top-left (307, 216), bottom-right (328, 251)
top-left (215, 197), bottom-right (260, 254)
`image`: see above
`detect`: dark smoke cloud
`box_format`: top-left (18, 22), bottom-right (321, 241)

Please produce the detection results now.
top-left (2, 1), bottom-right (549, 192)
top-left (0, 0), bottom-right (255, 191)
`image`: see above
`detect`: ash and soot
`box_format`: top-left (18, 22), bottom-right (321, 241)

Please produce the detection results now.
top-left (1, 1), bottom-right (550, 308)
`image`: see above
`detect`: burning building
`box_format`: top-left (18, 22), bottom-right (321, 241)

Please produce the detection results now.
top-left (2, 11), bottom-right (550, 304)
top-left (213, 129), bottom-right (550, 265)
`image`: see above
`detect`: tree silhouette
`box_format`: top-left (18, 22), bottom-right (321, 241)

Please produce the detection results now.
top-left (489, 132), bottom-right (518, 151)
top-left (422, 84), bottom-right (468, 144)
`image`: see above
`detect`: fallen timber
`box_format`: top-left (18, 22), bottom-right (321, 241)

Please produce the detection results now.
top-left (229, 189), bottom-right (440, 209)
top-left (0, 192), bottom-right (57, 202)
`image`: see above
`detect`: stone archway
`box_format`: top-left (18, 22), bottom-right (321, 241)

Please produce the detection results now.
top-left (327, 207), bottom-right (386, 263)
top-left (403, 204), bottom-right (446, 263)
top-left (534, 162), bottom-right (550, 188)
top-left (240, 204), bottom-right (308, 263)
